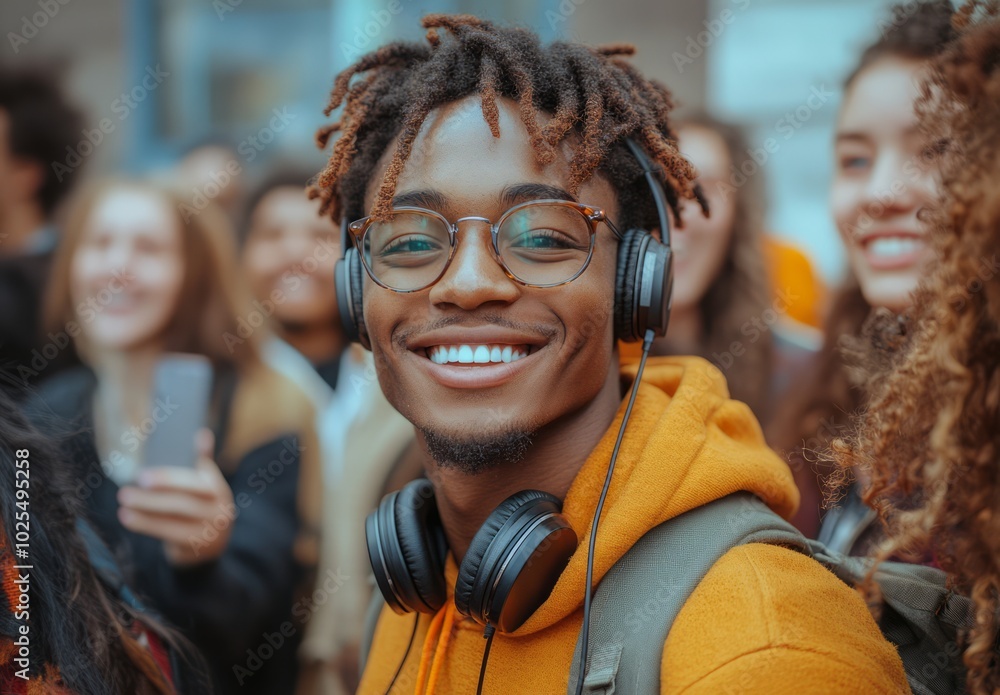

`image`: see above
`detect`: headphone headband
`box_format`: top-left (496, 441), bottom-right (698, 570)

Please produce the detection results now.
top-left (623, 138), bottom-right (672, 251)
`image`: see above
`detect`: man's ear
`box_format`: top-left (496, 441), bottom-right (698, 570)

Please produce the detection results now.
top-left (649, 227), bottom-right (661, 242)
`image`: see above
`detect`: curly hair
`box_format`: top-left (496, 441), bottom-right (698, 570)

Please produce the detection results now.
top-left (831, 2), bottom-right (1000, 692)
top-left (845, 0), bottom-right (959, 88)
top-left (310, 14), bottom-right (705, 235)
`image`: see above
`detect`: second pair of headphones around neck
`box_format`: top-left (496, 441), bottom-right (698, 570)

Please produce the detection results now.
top-left (348, 138), bottom-right (675, 694)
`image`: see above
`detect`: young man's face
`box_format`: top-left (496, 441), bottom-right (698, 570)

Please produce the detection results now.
top-left (361, 95), bottom-right (621, 468)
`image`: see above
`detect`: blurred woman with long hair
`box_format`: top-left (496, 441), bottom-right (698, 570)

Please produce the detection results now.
top-left (648, 115), bottom-right (777, 421)
top-left (832, 3), bottom-right (1000, 692)
top-left (771, 0), bottom-right (955, 541)
top-left (26, 178), bottom-right (322, 695)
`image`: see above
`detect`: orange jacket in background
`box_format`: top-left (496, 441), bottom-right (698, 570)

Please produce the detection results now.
top-left (764, 235), bottom-right (827, 329)
top-left (357, 356), bottom-right (909, 694)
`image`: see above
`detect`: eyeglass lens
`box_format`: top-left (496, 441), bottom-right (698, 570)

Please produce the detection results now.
top-left (361, 202), bottom-right (594, 290)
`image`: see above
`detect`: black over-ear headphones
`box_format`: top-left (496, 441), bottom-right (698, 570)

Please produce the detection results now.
top-left (366, 478), bottom-right (579, 633)
top-left (358, 139), bottom-right (675, 692)
top-left (334, 138), bottom-right (674, 349)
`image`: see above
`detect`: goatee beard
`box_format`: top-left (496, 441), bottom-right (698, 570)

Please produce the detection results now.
top-left (419, 427), bottom-right (534, 475)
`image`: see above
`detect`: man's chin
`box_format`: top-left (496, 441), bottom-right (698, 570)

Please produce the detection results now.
top-left (418, 426), bottom-right (535, 476)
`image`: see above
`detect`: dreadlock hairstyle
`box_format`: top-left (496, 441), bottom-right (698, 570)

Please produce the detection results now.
top-left (310, 13), bottom-right (705, 241)
top-left (830, 3), bottom-right (1000, 692)
top-left (769, 0), bottom-right (956, 505)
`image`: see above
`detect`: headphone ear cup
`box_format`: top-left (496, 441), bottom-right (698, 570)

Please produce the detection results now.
top-left (455, 490), bottom-right (577, 633)
top-left (366, 479), bottom-right (448, 615)
top-left (614, 229), bottom-right (650, 342)
top-left (348, 248), bottom-right (370, 350)
top-left (335, 251), bottom-right (360, 344)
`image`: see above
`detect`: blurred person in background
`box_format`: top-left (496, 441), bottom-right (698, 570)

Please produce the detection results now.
top-left (639, 116), bottom-right (775, 422)
top-left (0, 67), bottom-right (84, 400)
top-left (770, 0), bottom-right (954, 543)
top-left (25, 178), bottom-right (323, 695)
top-left (1, 389), bottom-right (208, 694)
top-left (239, 170), bottom-right (417, 695)
top-left (831, 5), bottom-right (1000, 692)
top-left (633, 115), bottom-right (820, 430)
top-left (173, 137), bottom-right (246, 225)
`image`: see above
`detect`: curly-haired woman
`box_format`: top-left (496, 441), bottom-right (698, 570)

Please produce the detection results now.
top-left (831, 3), bottom-right (1000, 693)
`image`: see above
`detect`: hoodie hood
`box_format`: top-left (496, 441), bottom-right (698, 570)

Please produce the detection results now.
top-left (517, 355), bottom-right (799, 635)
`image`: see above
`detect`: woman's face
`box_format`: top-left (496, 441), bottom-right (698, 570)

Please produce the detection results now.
top-left (831, 56), bottom-right (938, 313)
top-left (673, 125), bottom-right (737, 311)
top-left (70, 186), bottom-right (185, 352)
top-left (241, 186), bottom-right (339, 329)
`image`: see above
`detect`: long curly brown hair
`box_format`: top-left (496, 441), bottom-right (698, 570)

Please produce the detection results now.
top-left (310, 13), bottom-right (705, 235)
top-left (831, 2), bottom-right (1000, 692)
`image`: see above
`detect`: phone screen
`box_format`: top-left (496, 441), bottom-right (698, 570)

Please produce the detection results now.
top-left (142, 354), bottom-right (213, 468)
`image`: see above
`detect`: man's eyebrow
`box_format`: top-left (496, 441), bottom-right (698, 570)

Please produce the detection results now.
top-left (500, 183), bottom-right (577, 207)
top-left (391, 189), bottom-right (448, 209)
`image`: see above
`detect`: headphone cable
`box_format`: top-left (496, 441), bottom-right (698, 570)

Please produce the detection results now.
top-left (476, 623), bottom-right (497, 695)
top-left (574, 328), bottom-right (655, 695)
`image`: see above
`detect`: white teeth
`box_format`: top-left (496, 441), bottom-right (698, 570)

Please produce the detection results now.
top-left (424, 344), bottom-right (532, 365)
top-left (867, 236), bottom-right (923, 259)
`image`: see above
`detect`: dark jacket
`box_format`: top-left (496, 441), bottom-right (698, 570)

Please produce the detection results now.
top-left (0, 249), bottom-right (80, 401)
top-left (27, 366), bottom-right (306, 695)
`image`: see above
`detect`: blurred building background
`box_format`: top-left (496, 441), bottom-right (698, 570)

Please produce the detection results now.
top-left (2, 0), bottom-right (911, 282)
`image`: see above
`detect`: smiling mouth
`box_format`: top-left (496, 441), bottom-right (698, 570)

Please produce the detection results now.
top-left (421, 343), bottom-right (536, 365)
top-left (862, 236), bottom-right (923, 256)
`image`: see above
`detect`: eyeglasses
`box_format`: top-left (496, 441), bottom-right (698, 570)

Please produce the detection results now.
top-left (346, 199), bottom-right (623, 293)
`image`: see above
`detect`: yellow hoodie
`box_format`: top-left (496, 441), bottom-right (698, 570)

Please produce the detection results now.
top-left (358, 356), bottom-right (909, 694)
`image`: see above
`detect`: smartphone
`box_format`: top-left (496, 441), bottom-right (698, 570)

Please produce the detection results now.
top-left (142, 354), bottom-right (213, 469)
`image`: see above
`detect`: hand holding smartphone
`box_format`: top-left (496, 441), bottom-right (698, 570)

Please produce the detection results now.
top-left (117, 353), bottom-right (234, 564)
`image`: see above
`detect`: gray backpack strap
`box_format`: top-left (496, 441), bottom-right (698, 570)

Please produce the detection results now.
top-left (568, 493), bottom-right (805, 694)
top-left (805, 540), bottom-right (973, 695)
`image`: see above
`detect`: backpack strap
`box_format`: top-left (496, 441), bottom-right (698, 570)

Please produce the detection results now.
top-left (804, 539), bottom-right (973, 695)
top-left (567, 492), bottom-right (807, 694)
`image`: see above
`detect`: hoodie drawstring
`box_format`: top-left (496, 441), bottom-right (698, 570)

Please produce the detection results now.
top-left (414, 601), bottom-right (457, 695)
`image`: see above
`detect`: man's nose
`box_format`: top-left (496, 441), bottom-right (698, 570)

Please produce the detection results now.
top-left (427, 223), bottom-right (521, 311)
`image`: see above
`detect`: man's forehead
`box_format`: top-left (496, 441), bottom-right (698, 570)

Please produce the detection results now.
top-left (363, 94), bottom-right (616, 218)
top-left (404, 95), bottom-right (551, 170)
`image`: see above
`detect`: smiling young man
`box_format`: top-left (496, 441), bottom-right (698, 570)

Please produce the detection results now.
top-left (312, 15), bottom-right (909, 694)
